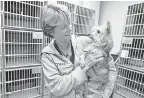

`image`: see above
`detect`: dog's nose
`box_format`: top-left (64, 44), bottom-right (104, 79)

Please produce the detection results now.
top-left (97, 30), bottom-right (100, 33)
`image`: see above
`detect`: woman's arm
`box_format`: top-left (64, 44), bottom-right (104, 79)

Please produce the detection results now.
top-left (41, 53), bottom-right (87, 96)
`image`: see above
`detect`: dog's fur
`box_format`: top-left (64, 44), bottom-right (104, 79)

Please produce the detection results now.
top-left (79, 21), bottom-right (114, 98)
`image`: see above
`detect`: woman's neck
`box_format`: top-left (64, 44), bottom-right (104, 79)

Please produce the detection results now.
top-left (55, 40), bottom-right (70, 51)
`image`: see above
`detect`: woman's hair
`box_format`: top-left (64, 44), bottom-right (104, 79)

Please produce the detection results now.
top-left (40, 3), bottom-right (71, 38)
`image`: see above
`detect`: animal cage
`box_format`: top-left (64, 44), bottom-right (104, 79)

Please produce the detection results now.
top-left (4, 67), bottom-right (42, 98)
top-left (1, 1), bottom-right (42, 30)
top-left (1, 29), bottom-right (43, 98)
top-left (0, 1), bottom-right (96, 98)
top-left (114, 2), bottom-right (144, 98)
top-left (0, 1), bottom-right (44, 98)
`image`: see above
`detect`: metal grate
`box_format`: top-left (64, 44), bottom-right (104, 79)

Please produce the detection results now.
top-left (2, 28), bottom-right (43, 98)
top-left (2, 1), bottom-right (43, 30)
top-left (5, 66), bottom-right (42, 98)
top-left (115, 2), bottom-right (144, 98)
top-left (4, 29), bottom-right (42, 68)
top-left (0, 1), bottom-right (44, 98)
top-left (75, 5), bottom-right (95, 35)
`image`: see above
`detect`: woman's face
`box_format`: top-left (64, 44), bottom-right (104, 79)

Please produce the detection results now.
top-left (52, 19), bottom-right (72, 43)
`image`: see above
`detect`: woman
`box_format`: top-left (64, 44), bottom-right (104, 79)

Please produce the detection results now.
top-left (40, 3), bottom-right (117, 98)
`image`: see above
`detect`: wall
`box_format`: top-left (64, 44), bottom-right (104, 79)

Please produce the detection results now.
top-left (99, 1), bottom-right (142, 54)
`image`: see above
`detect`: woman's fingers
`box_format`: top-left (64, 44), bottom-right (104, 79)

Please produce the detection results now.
top-left (87, 57), bottom-right (104, 68)
top-left (90, 49), bottom-right (104, 56)
top-left (93, 53), bottom-right (104, 58)
top-left (96, 56), bottom-right (104, 62)
top-left (91, 50), bottom-right (105, 59)
top-left (92, 56), bottom-right (104, 63)
top-left (84, 49), bottom-right (106, 71)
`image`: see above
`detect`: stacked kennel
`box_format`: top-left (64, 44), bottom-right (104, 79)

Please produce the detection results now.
top-left (115, 2), bottom-right (144, 98)
top-left (0, 1), bottom-right (44, 98)
top-left (0, 1), bottom-right (96, 98)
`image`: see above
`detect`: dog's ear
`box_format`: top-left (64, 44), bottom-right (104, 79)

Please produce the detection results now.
top-left (106, 21), bottom-right (111, 34)
top-left (106, 21), bottom-right (113, 51)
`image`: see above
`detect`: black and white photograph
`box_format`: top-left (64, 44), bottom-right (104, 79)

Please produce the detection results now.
top-left (0, 0), bottom-right (144, 98)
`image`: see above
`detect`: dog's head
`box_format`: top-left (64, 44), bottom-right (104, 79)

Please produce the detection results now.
top-left (90, 21), bottom-right (113, 52)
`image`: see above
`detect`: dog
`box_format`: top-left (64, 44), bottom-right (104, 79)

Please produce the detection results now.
top-left (77, 21), bottom-right (114, 98)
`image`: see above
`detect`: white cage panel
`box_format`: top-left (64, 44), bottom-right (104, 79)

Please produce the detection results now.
top-left (125, 3), bottom-right (144, 36)
top-left (115, 2), bottom-right (144, 98)
top-left (1, 1), bottom-right (43, 30)
top-left (75, 5), bottom-right (95, 35)
top-left (118, 37), bottom-right (144, 69)
top-left (115, 66), bottom-right (144, 98)
top-left (4, 29), bottom-right (42, 68)
top-left (5, 66), bottom-right (42, 98)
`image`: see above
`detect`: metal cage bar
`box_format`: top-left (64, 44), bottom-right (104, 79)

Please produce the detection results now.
top-left (0, 1), bottom-right (44, 98)
top-left (75, 5), bottom-right (95, 35)
top-left (4, 66), bottom-right (42, 98)
top-left (1, 1), bottom-right (42, 31)
top-left (115, 2), bottom-right (144, 98)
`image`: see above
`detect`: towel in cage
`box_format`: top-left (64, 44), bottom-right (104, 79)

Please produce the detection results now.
top-left (76, 21), bottom-right (114, 98)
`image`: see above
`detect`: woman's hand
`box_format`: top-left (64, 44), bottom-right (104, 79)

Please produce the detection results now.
top-left (81, 48), bottom-right (105, 72)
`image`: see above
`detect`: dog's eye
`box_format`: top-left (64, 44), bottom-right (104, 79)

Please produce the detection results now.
top-left (97, 30), bottom-right (100, 33)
